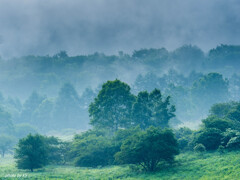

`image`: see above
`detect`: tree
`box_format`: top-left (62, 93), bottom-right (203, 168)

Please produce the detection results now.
top-left (171, 45), bottom-right (205, 73)
top-left (191, 73), bottom-right (229, 113)
top-left (53, 83), bottom-right (83, 129)
top-left (149, 89), bottom-right (175, 128)
top-left (209, 102), bottom-right (238, 118)
top-left (32, 99), bottom-right (54, 131)
top-left (20, 91), bottom-right (45, 124)
top-left (14, 134), bottom-right (48, 172)
top-left (131, 91), bottom-right (151, 129)
top-left (115, 127), bottom-right (179, 172)
top-left (0, 107), bottom-right (14, 135)
top-left (202, 116), bottom-right (233, 132)
top-left (0, 135), bottom-right (15, 157)
top-left (89, 79), bottom-right (135, 132)
top-left (132, 89), bottom-right (175, 129)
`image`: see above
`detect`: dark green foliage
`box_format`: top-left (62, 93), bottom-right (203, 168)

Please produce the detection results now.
top-left (221, 129), bottom-right (239, 146)
top-left (44, 136), bottom-right (70, 165)
top-left (89, 79), bottom-right (135, 132)
top-left (132, 89), bottom-right (175, 129)
top-left (209, 102), bottom-right (238, 118)
top-left (14, 134), bottom-right (68, 171)
top-left (71, 130), bottom-right (118, 167)
top-left (202, 116), bottom-right (233, 132)
top-left (175, 127), bottom-right (193, 151)
top-left (226, 109), bottom-right (240, 122)
top-left (15, 134), bottom-right (48, 172)
top-left (195, 128), bottom-right (222, 150)
top-left (226, 136), bottom-right (240, 150)
top-left (115, 127), bottom-right (179, 172)
top-left (194, 144), bottom-right (206, 153)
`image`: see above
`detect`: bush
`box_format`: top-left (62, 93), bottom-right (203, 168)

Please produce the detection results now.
top-left (70, 130), bottom-right (118, 167)
top-left (226, 136), bottom-right (240, 150)
top-left (115, 127), bottom-right (179, 172)
top-left (202, 116), bottom-right (233, 132)
top-left (195, 128), bottom-right (222, 150)
top-left (194, 144), bottom-right (206, 153)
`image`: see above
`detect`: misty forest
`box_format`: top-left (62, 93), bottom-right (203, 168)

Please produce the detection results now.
top-left (1, 1), bottom-right (240, 180)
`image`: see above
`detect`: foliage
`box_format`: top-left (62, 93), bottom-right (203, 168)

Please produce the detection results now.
top-left (174, 127), bottom-right (193, 151)
top-left (194, 128), bottom-right (222, 151)
top-left (191, 73), bottom-right (229, 112)
top-left (132, 89), bottom-right (175, 129)
top-left (53, 83), bottom-right (84, 129)
top-left (14, 134), bottom-right (48, 172)
top-left (70, 130), bottom-right (118, 167)
top-left (202, 116), bottom-right (233, 132)
top-left (194, 144), bottom-right (206, 153)
top-left (89, 79), bottom-right (135, 132)
top-left (115, 127), bottom-right (179, 172)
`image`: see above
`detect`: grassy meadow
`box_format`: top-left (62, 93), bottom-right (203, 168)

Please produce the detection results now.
top-left (1, 151), bottom-right (240, 180)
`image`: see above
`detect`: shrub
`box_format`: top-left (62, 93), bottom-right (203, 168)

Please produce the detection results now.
top-left (70, 130), bottom-right (118, 167)
top-left (195, 128), bottom-right (222, 150)
top-left (194, 144), bottom-right (206, 153)
top-left (115, 127), bottom-right (179, 172)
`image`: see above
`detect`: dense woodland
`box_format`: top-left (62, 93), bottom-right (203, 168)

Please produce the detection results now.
top-left (1, 44), bottom-right (240, 173)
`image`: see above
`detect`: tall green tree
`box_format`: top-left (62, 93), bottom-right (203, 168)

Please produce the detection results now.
top-left (89, 79), bottom-right (135, 132)
top-left (132, 89), bottom-right (175, 129)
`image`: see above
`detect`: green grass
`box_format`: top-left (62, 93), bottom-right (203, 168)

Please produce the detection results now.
top-left (1, 152), bottom-right (240, 179)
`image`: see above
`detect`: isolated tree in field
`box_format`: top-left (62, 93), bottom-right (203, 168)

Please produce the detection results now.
top-left (0, 135), bottom-right (15, 157)
top-left (132, 89), bottom-right (175, 129)
top-left (14, 134), bottom-right (48, 172)
top-left (115, 127), bottom-right (179, 172)
top-left (89, 79), bottom-right (135, 132)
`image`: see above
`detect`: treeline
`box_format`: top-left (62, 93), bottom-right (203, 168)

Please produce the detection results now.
top-left (9, 79), bottom-right (240, 173)
top-left (0, 71), bottom-right (236, 134)
top-left (0, 44), bottom-right (240, 98)
top-left (133, 71), bottom-right (232, 124)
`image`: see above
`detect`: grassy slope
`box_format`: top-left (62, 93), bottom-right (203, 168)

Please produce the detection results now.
top-left (0, 152), bottom-right (240, 180)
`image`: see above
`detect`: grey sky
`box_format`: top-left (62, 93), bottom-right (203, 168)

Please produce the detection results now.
top-left (0, 0), bottom-right (240, 57)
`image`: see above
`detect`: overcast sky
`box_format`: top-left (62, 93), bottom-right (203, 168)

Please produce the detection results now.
top-left (0, 0), bottom-right (240, 57)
